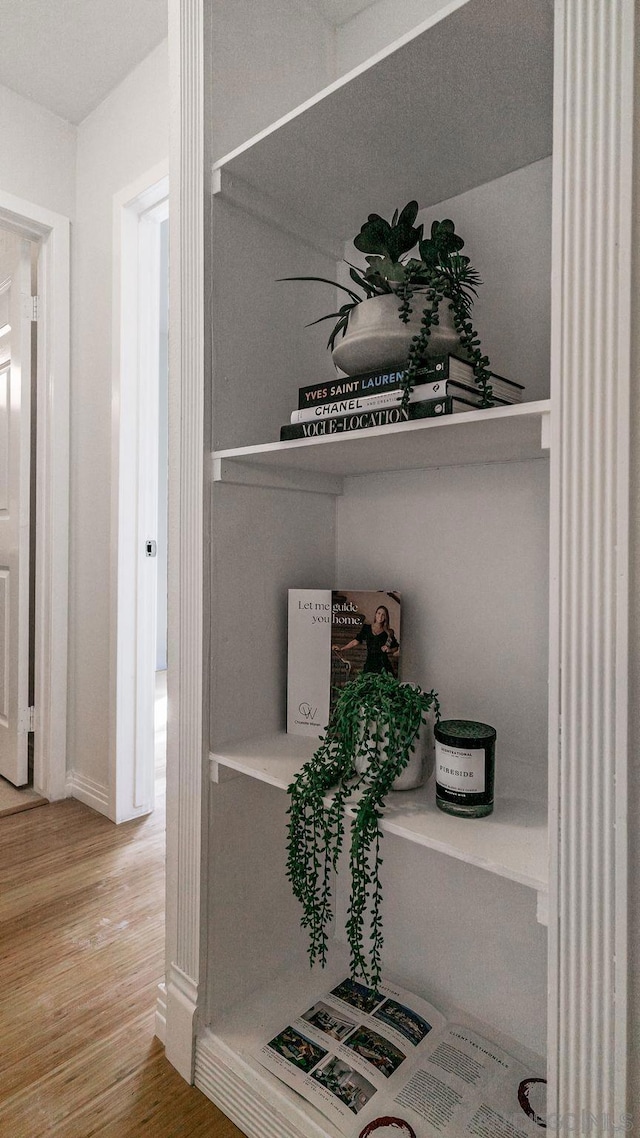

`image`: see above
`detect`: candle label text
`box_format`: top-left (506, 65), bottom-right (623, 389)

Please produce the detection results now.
top-left (435, 742), bottom-right (486, 793)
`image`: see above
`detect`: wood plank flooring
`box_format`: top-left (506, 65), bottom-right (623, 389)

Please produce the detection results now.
top-left (0, 775), bottom-right (47, 817)
top-left (0, 793), bottom-right (245, 1137)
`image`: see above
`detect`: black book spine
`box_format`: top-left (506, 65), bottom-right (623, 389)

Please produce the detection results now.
top-left (280, 397), bottom-right (453, 440)
top-left (297, 358), bottom-right (453, 409)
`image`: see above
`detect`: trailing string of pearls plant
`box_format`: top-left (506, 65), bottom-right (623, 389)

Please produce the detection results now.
top-left (393, 215), bottom-right (493, 409)
top-left (286, 672), bottom-right (440, 989)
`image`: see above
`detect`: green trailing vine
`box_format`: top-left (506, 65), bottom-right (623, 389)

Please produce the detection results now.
top-left (286, 672), bottom-right (440, 988)
top-left (398, 220), bottom-right (493, 409)
top-left (280, 204), bottom-right (494, 410)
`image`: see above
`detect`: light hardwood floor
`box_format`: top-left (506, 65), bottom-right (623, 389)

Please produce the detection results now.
top-left (0, 792), bottom-right (245, 1137)
top-left (0, 775), bottom-right (47, 817)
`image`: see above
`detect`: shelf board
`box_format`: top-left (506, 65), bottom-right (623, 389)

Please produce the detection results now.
top-left (196, 948), bottom-right (546, 1138)
top-left (212, 400), bottom-right (550, 491)
top-left (212, 0), bottom-right (553, 241)
top-left (210, 732), bottom-right (548, 902)
top-left (198, 958), bottom-right (352, 1138)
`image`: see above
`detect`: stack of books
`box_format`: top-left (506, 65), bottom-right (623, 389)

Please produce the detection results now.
top-left (279, 355), bottom-right (524, 441)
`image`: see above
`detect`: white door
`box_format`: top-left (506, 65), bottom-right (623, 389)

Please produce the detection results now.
top-left (0, 233), bottom-right (32, 786)
top-left (113, 176), bottom-right (169, 822)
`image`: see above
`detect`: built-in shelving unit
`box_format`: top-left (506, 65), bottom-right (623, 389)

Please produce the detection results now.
top-left (197, 0), bottom-right (556, 1132)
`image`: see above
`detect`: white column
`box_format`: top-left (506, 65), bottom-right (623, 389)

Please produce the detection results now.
top-left (548, 0), bottom-right (633, 1122)
top-left (163, 0), bottom-right (206, 1082)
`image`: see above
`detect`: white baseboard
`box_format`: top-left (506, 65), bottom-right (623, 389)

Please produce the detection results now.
top-left (165, 963), bottom-right (199, 1081)
top-left (66, 770), bottom-right (111, 817)
top-left (155, 982), bottom-right (167, 1044)
top-left (195, 1031), bottom-right (332, 1138)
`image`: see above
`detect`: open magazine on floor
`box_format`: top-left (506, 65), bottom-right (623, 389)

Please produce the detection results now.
top-left (255, 975), bottom-right (546, 1138)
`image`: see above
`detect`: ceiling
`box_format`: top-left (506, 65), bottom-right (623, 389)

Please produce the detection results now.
top-left (0, 0), bottom-right (168, 125)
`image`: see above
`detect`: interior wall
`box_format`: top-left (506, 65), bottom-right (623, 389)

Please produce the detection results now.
top-left (209, 0), bottom-right (473, 162)
top-left (0, 81), bottom-right (76, 219)
top-left (210, 0), bottom-right (333, 161)
top-left (337, 157), bottom-right (552, 403)
top-left (418, 158), bottom-right (552, 402)
top-left (334, 837), bottom-right (547, 1056)
top-left (333, 0), bottom-right (456, 77)
top-left (211, 195), bottom-right (337, 451)
top-left (336, 458), bottom-right (550, 801)
top-left (68, 40), bottom-right (169, 801)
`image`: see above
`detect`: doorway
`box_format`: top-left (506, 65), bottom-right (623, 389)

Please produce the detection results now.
top-left (0, 193), bottom-right (70, 806)
top-left (0, 227), bottom-right (36, 799)
top-left (112, 165), bottom-right (169, 824)
top-left (155, 214), bottom-right (169, 799)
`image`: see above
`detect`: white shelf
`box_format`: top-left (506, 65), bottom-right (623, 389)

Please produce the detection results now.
top-left (198, 957), bottom-right (355, 1138)
top-left (195, 948), bottom-right (546, 1138)
top-left (210, 732), bottom-right (548, 912)
top-left (212, 0), bottom-right (553, 241)
top-left (212, 400), bottom-right (550, 492)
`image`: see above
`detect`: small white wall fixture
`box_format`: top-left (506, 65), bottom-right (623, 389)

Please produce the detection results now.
top-left (0, 189), bottom-right (70, 803)
top-left (111, 163), bottom-right (169, 824)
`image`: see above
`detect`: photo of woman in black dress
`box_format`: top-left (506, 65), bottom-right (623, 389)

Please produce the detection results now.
top-left (333, 605), bottom-right (399, 675)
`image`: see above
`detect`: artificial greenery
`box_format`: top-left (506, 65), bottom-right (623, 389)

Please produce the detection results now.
top-left (281, 202), bottom-right (493, 407)
top-left (286, 672), bottom-right (440, 988)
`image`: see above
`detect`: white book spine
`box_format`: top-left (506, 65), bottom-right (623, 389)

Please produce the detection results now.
top-left (290, 380), bottom-right (451, 423)
top-left (287, 590), bottom-right (332, 737)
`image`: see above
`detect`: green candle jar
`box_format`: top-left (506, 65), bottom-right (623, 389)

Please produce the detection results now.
top-left (434, 719), bottom-right (496, 818)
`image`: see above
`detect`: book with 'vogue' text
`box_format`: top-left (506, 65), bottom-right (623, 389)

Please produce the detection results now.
top-left (280, 397), bottom-right (480, 441)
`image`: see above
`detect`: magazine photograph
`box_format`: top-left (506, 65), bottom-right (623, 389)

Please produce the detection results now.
top-left (256, 975), bottom-right (547, 1138)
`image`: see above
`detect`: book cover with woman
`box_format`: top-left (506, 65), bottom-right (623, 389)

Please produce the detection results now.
top-left (288, 590), bottom-right (401, 737)
top-left (332, 600), bottom-right (400, 681)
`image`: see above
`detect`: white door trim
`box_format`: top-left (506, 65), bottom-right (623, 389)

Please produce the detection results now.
top-left (162, 0), bottom-right (206, 1079)
top-left (110, 161), bottom-right (169, 824)
top-left (547, 0), bottom-right (634, 1119)
top-left (0, 189), bottom-right (70, 802)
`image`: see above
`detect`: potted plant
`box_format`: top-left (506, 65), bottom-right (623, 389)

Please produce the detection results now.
top-left (286, 671), bottom-right (440, 987)
top-left (281, 202), bottom-right (494, 407)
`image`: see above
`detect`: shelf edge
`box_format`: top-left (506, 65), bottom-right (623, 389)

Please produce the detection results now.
top-left (211, 400), bottom-right (553, 479)
top-left (196, 1031), bottom-right (338, 1138)
top-left (209, 749), bottom-right (548, 898)
top-left (212, 167), bottom-right (343, 260)
top-left (212, 457), bottom-right (344, 496)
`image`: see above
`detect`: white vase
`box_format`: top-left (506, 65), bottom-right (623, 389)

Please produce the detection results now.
top-left (354, 702), bottom-right (436, 792)
top-left (331, 293), bottom-right (462, 377)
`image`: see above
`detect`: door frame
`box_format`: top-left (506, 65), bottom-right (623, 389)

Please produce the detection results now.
top-left (110, 162), bottom-right (169, 824)
top-left (0, 189), bottom-right (70, 802)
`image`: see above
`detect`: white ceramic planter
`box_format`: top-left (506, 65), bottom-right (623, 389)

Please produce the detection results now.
top-left (354, 702), bottom-right (436, 792)
top-left (331, 293), bottom-right (461, 376)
